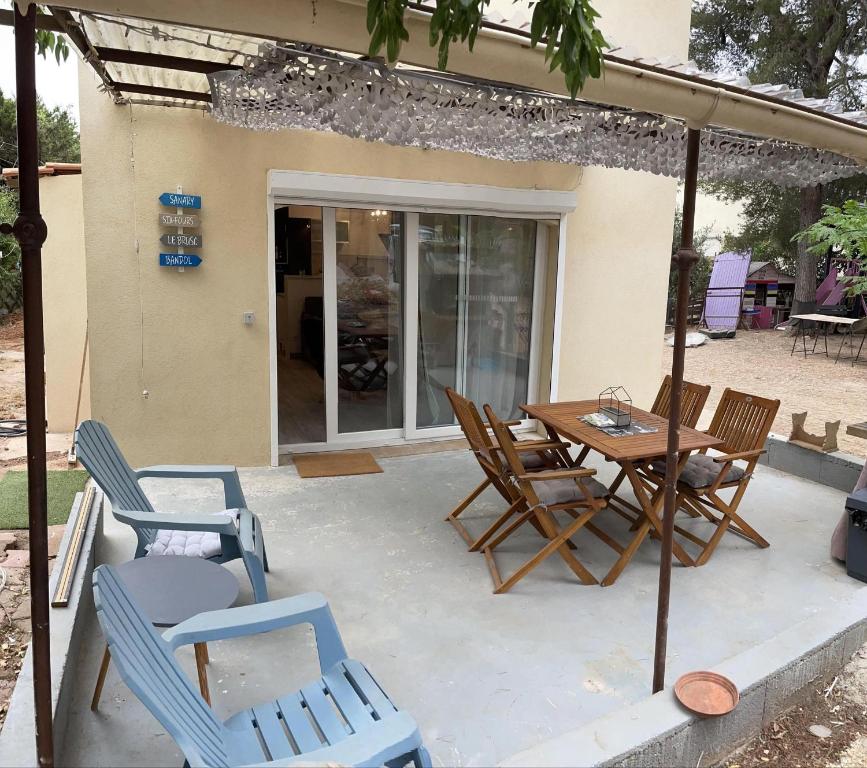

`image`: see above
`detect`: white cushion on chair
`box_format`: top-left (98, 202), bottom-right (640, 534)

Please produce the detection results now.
top-left (146, 510), bottom-right (239, 559)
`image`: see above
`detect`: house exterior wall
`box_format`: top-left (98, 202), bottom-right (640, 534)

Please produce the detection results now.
top-left (77, 0), bottom-right (691, 466)
top-left (40, 173), bottom-right (90, 432)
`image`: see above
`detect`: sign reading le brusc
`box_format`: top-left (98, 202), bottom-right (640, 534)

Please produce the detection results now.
top-left (159, 213), bottom-right (200, 227)
top-left (160, 233), bottom-right (203, 248)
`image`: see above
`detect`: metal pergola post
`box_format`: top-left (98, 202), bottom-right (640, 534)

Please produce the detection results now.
top-left (652, 126), bottom-right (701, 694)
top-left (3, 4), bottom-right (54, 765)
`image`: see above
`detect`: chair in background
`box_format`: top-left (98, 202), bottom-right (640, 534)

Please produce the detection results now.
top-left (444, 388), bottom-right (572, 552)
top-left (93, 564), bottom-right (431, 767)
top-left (76, 420), bottom-right (269, 602)
top-left (481, 405), bottom-right (612, 594)
top-left (607, 376), bottom-right (711, 512)
top-left (646, 387), bottom-right (780, 565)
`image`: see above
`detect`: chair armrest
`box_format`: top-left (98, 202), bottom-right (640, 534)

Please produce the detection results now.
top-left (712, 449), bottom-right (765, 463)
top-left (517, 467), bottom-right (596, 481)
top-left (112, 508), bottom-right (240, 535)
top-left (512, 439), bottom-right (571, 451)
top-left (163, 592), bottom-right (348, 673)
top-left (135, 465), bottom-right (246, 508)
top-left (482, 419), bottom-right (522, 428)
top-left (271, 712), bottom-right (421, 767)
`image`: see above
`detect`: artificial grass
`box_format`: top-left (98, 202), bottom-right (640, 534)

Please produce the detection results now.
top-left (0, 470), bottom-right (89, 530)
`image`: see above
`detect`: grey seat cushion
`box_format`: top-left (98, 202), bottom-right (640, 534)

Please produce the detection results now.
top-left (147, 510), bottom-right (239, 559)
top-left (531, 476), bottom-right (609, 506)
top-left (521, 451), bottom-right (555, 469)
top-left (652, 453), bottom-right (745, 489)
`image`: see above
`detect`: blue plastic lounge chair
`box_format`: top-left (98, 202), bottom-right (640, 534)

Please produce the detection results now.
top-left (76, 420), bottom-right (268, 602)
top-left (92, 564), bottom-right (431, 768)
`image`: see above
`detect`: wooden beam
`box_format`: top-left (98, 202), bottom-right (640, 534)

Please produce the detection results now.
top-left (113, 81), bottom-right (212, 102)
top-left (94, 46), bottom-right (241, 75)
top-left (0, 8), bottom-right (63, 32)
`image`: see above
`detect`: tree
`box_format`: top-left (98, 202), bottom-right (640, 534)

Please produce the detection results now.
top-left (797, 199), bottom-right (867, 296)
top-left (0, 88), bottom-right (80, 169)
top-left (690, 0), bottom-right (867, 315)
top-left (364, 0), bottom-right (607, 97)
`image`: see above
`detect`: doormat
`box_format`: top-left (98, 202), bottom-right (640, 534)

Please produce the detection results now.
top-left (292, 451), bottom-right (383, 478)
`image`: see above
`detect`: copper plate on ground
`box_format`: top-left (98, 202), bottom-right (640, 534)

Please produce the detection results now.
top-left (674, 671), bottom-right (739, 716)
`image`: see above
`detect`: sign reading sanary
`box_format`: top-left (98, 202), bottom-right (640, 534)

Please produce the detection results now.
top-left (160, 233), bottom-right (203, 248)
top-left (160, 253), bottom-right (202, 268)
top-left (158, 192), bottom-right (201, 209)
top-left (159, 213), bottom-right (200, 227)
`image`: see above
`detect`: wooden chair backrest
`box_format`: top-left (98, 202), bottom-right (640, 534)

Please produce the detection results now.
top-left (483, 404), bottom-right (529, 485)
top-left (651, 375), bottom-right (712, 429)
top-left (707, 388), bottom-right (781, 455)
top-left (445, 388), bottom-right (503, 474)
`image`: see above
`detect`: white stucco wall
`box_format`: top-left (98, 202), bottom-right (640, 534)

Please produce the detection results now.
top-left (77, 0), bottom-right (691, 466)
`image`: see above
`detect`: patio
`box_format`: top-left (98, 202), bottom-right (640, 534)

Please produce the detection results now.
top-left (60, 446), bottom-right (862, 767)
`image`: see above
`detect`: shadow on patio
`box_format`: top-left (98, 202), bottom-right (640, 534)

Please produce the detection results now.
top-left (61, 448), bottom-right (861, 767)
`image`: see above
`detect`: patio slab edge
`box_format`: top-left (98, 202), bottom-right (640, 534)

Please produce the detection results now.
top-left (0, 489), bottom-right (103, 766)
top-left (762, 433), bottom-right (864, 492)
top-left (499, 585), bottom-right (867, 768)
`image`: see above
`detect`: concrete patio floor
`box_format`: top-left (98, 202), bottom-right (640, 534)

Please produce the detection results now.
top-left (60, 448), bottom-right (864, 767)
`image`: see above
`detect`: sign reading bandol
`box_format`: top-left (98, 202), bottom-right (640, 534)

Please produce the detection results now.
top-left (158, 191), bottom-right (202, 269)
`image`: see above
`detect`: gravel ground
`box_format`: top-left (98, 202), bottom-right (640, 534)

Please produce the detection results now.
top-left (662, 329), bottom-right (867, 457)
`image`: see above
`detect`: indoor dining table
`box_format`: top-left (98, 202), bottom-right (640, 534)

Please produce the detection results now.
top-left (521, 400), bottom-right (723, 586)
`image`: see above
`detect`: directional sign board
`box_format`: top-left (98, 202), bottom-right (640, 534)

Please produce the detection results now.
top-left (160, 233), bottom-right (202, 248)
top-left (159, 253), bottom-right (202, 268)
top-left (158, 192), bottom-right (201, 209)
top-left (159, 213), bottom-right (200, 227)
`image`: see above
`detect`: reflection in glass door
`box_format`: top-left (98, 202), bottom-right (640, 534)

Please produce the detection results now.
top-left (415, 214), bottom-right (538, 428)
top-left (334, 208), bottom-right (404, 434)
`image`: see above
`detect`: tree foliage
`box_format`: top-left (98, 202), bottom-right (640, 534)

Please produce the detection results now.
top-left (365, 0), bottom-right (607, 97)
top-left (690, 0), bottom-right (867, 290)
top-left (0, 88), bottom-right (80, 169)
top-left (669, 207), bottom-right (715, 301)
top-left (796, 200), bottom-right (867, 295)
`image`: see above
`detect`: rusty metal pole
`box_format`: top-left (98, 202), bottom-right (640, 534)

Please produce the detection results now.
top-left (652, 127), bottom-right (701, 695)
top-left (7, 4), bottom-right (54, 765)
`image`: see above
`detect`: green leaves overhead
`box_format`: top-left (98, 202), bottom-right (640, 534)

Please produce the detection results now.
top-left (366, 0), bottom-right (608, 97)
top-left (795, 199), bottom-right (867, 295)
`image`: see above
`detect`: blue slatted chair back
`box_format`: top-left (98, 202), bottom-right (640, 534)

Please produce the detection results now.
top-left (93, 565), bottom-right (230, 768)
top-left (76, 420), bottom-right (158, 550)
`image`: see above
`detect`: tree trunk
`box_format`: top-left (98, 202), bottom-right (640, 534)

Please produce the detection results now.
top-left (792, 183), bottom-right (823, 317)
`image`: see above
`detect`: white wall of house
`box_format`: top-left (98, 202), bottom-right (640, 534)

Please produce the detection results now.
top-left (40, 173), bottom-right (91, 432)
top-left (73, 0), bottom-right (692, 466)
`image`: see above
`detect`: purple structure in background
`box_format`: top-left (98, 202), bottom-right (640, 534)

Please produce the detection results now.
top-left (701, 251), bottom-right (752, 330)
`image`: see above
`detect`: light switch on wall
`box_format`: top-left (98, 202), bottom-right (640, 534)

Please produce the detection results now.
top-left (243, 311), bottom-right (255, 325)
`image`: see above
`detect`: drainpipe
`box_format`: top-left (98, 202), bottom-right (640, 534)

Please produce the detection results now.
top-left (1, 4), bottom-right (54, 765)
top-left (652, 127), bottom-right (701, 695)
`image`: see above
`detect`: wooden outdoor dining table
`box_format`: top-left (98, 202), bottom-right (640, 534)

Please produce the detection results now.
top-left (521, 400), bottom-right (723, 586)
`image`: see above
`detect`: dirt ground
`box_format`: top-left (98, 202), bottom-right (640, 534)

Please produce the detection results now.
top-left (719, 644), bottom-right (867, 768)
top-left (662, 329), bottom-right (867, 457)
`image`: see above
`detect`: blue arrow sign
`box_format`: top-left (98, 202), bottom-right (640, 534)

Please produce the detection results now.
top-left (159, 253), bottom-right (202, 268)
top-left (158, 192), bottom-right (201, 209)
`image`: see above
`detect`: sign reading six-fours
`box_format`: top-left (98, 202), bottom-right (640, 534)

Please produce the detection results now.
top-left (160, 253), bottom-right (202, 268)
top-left (158, 192), bottom-right (201, 209)
top-left (159, 213), bottom-right (200, 227)
top-left (160, 233), bottom-right (202, 248)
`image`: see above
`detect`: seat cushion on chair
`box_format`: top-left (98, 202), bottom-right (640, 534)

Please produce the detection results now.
top-left (147, 510), bottom-right (239, 559)
top-left (531, 476), bottom-right (609, 506)
top-left (521, 451), bottom-right (556, 470)
top-left (652, 454), bottom-right (745, 489)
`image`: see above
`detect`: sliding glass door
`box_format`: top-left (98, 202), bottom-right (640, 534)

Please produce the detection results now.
top-left (414, 214), bottom-right (540, 431)
top-left (278, 203), bottom-right (547, 449)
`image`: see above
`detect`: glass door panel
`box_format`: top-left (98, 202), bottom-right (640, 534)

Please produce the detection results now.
top-left (416, 213), bottom-right (537, 428)
top-left (335, 208), bottom-right (404, 433)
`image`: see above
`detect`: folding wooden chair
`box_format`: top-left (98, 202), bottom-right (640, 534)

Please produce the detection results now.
top-left (481, 405), bottom-right (611, 594)
top-left (644, 388), bottom-right (780, 565)
top-left (608, 375), bottom-right (711, 510)
top-left (444, 388), bottom-right (572, 552)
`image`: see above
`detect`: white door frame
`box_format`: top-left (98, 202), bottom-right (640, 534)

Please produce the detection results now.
top-left (267, 171), bottom-right (576, 464)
